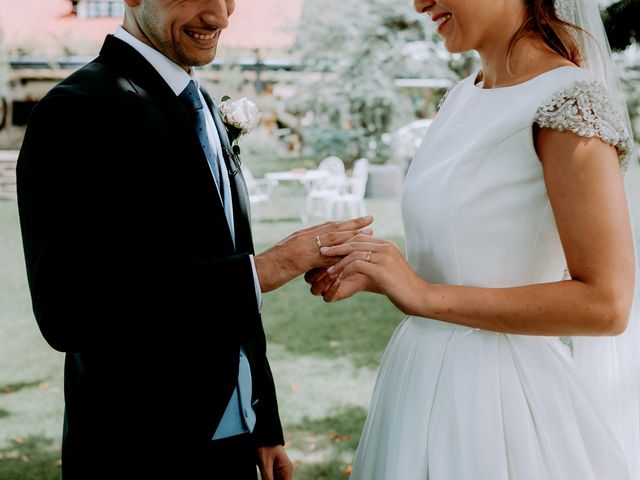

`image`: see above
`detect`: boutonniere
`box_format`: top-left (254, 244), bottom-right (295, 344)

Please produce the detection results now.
top-left (219, 96), bottom-right (262, 156)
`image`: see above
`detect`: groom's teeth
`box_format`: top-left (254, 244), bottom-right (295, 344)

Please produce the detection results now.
top-left (186, 30), bottom-right (215, 40)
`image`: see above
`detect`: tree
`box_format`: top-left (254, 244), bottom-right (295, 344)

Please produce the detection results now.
top-left (288, 0), bottom-right (465, 164)
top-left (602, 0), bottom-right (639, 51)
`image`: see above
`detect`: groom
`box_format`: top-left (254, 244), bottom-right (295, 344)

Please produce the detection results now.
top-left (16, 0), bottom-right (372, 478)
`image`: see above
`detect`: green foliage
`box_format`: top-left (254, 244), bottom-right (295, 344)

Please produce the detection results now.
top-left (260, 250), bottom-right (404, 368)
top-left (0, 381), bottom-right (44, 395)
top-left (289, 0), bottom-right (438, 164)
top-left (603, 0), bottom-right (640, 51)
top-left (0, 436), bottom-right (61, 480)
top-left (286, 406), bottom-right (369, 479)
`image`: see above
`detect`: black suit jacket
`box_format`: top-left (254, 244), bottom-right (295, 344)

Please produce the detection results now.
top-left (16, 35), bottom-right (284, 479)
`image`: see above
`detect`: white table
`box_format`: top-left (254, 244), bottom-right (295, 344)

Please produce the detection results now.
top-left (264, 169), bottom-right (330, 221)
top-left (264, 169), bottom-right (329, 192)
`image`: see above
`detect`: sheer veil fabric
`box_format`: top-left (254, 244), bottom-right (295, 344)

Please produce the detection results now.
top-left (555, 0), bottom-right (640, 474)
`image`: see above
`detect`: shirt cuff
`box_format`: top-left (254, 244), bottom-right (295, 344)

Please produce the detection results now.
top-left (249, 254), bottom-right (263, 312)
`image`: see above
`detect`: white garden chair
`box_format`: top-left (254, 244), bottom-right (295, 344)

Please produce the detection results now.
top-left (241, 165), bottom-right (276, 220)
top-left (303, 155), bottom-right (347, 221)
top-left (326, 158), bottom-right (369, 219)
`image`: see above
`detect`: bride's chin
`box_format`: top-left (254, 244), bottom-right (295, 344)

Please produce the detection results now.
top-left (442, 39), bottom-right (470, 55)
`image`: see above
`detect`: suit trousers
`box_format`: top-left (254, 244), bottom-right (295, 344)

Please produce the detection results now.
top-left (205, 433), bottom-right (258, 480)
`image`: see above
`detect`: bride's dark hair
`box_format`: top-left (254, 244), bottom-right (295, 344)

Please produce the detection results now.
top-left (508, 0), bottom-right (583, 66)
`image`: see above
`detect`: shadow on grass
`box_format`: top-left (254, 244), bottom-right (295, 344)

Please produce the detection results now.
top-left (261, 239), bottom-right (406, 368)
top-left (0, 435), bottom-right (61, 480)
top-left (286, 406), bottom-right (368, 480)
top-left (0, 380), bottom-right (45, 395)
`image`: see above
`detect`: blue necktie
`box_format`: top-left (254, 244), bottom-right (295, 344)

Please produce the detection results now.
top-left (179, 80), bottom-right (224, 201)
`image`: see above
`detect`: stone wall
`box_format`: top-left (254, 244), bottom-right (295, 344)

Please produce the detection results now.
top-left (0, 150), bottom-right (18, 200)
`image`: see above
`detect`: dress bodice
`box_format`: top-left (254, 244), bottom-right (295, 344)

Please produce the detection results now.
top-left (401, 66), bottom-right (628, 288)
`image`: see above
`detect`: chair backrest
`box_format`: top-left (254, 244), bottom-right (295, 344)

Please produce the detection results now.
top-left (317, 155), bottom-right (346, 189)
top-left (351, 158), bottom-right (369, 178)
top-left (348, 158), bottom-right (369, 198)
top-left (318, 155), bottom-right (346, 175)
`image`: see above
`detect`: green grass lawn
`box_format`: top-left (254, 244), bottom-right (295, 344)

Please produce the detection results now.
top-left (0, 194), bottom-right (406, 480)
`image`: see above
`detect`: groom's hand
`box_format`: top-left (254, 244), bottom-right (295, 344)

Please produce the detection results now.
top-left (255, 215), bottom-right (373, 293)
top-left (257, 445), bottom-right (293, 480)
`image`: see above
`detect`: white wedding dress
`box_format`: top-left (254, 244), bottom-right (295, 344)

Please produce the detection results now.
top-left (350, 66), bottom-right (635, 480)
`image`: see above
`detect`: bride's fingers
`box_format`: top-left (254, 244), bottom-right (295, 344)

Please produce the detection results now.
top-left (310, 274), bottom-right (335, 296)
top-left (322, 276), bottom-right (342, 302)
top-left (322, 270), bottom-right (370, 302)
top-left (323, 247), bottom-right (379, 275)
top-left (304, 267), bottom-right (328, 284)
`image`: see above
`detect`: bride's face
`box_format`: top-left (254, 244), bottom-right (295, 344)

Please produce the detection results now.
top-left (414, 0), bottom-right (526, 53)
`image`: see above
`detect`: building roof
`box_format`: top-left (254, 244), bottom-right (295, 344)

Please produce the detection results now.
top-left (0, 0), bottom-right (302, 55)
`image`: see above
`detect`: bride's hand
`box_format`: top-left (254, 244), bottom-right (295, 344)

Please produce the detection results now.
top-left (319, 235), bottom-right (428, 313)
top-left (305, 265), bottom-right (373, 301)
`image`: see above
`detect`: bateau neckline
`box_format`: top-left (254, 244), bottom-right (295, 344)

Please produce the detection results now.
top-left (472, 65), bottom-right (582, 91)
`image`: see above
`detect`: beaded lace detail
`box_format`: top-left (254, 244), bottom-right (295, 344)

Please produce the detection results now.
top-left (534, 81), bottom-right (632, 173)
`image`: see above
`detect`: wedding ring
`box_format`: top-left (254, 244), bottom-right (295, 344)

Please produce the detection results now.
top-left (315, 236), bottom-right (322, 249)
top-left (366, 251), bottom-right (372, 262)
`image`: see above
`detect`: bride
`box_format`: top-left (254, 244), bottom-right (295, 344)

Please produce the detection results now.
top-left (308, 0), bottom-right (640, 478)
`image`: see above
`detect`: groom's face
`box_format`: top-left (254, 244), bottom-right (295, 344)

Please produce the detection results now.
top-left (126, 0), bottom-right (235, 71)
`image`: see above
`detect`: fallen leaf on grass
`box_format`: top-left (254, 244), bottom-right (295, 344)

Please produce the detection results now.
top-left (329, 433), bottom-right (352, 442)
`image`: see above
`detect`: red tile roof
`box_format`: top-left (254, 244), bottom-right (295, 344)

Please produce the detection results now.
top-left (0, 0), bottom-right (302, 54)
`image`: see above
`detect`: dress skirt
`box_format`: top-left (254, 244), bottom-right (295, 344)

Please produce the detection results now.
top-left (350, 316), bottom-right (631, 480)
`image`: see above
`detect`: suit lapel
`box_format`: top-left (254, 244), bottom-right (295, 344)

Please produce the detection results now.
top-left (201, 89), bottom-right (255, 253)
top-left (98, 35), bottom-right (235, 250)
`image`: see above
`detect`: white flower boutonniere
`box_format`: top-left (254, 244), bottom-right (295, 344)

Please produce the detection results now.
top-left (219, 96), bottom-right (262, 147)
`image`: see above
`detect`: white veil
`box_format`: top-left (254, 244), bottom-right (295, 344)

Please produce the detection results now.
top-left (557, 0), bottom-right (640, 474)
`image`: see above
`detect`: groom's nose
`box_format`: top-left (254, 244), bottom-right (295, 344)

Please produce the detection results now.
top-left (200, 0), bottom-right (235, 29)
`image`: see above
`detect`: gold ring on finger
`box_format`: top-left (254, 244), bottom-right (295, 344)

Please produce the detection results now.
top-left (366, 251), bottom-right (372, 262)
top-left (315, 235), bottom-right (322, 249)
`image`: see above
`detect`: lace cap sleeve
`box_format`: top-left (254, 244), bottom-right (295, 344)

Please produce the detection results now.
top-left (534, 81), bottom-right (632, 173)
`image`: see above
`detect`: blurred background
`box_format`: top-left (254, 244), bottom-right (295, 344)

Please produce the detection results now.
top-left (0, 0), bottom-right (638, 478)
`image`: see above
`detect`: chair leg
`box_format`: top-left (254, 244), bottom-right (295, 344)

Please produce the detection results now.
top-left (347, 201), bottom-right (356, 219)
top-left (324, 198), bottom-right (333, 220)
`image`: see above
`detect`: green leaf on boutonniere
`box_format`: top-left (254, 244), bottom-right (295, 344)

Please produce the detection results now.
top-left (221, 95), bottom-right (231, 102)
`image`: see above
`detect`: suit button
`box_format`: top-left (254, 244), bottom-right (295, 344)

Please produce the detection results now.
top-left (243, 408), bottom-right (249, 418)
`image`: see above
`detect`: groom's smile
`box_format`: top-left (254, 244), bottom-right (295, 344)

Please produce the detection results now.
top-left (124, 0), bottom-right (235, 71)
top-left (183, 27), bottom-right (221, 49)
